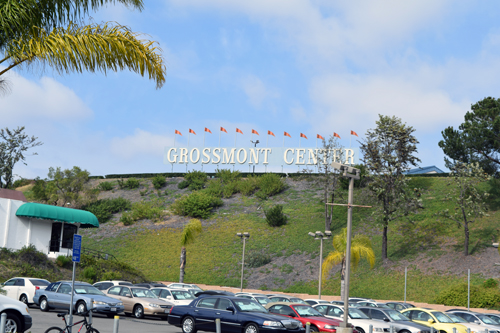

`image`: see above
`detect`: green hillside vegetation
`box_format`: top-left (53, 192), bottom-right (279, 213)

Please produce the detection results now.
top-left (74, 173), bottom-right (500, 305)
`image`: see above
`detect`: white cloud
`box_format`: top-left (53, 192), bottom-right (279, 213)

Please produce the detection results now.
top-left (240, 75), bottom-right (279, 109)
top-left (110, 129), bottom-right (175, 160)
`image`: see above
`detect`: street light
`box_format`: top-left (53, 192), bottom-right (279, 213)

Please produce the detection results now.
top-left (308, 230), bottom-right (332, 299)
top-left (250, 140), bottom-right (259, 173)
top-left (236, 232), bottom-right (250, 292)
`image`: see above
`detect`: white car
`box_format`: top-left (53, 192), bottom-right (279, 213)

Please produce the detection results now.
top-left (235, 293), bottom-right (272, 306)
top-left (93, 280), bottom-right (133, 291)
top-left (2, 277), bottom-right (50, 305)
top-left (0, 294), bottom-right (32, 333)
top-left (150, 287), bottom-right (196, 306)
top-left (305, 298), bottom-right (331, 306)
top-left (446, 313), bottom-right (491, 333)
top-left (166, 283), bottom-right (203, 291)
top-left (314, 304), bottom-right (392, 333)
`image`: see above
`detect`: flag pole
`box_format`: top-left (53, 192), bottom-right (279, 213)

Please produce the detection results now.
top-left (219, 129), bottom-right (221, 147)
top-left (235, 131), bottom-right (237, 147)
top-left (187, 132), bottom-right (190, 172)
top-left (172, 131), bottom-right (176, 174)
top-left (350, 133), bottom-right (352, 149)
top-left (267, 133), bottom-right (269, 148)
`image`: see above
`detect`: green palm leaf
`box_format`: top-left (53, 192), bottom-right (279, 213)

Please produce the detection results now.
top-left (180, 219), bottom-right (202, 247)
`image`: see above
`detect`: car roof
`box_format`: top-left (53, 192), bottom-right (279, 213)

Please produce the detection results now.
top-left (265, 301), bottom-right (309, 309)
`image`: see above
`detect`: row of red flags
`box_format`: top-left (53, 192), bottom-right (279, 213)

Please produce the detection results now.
top-left (175, 128), bottom-right (358, 139)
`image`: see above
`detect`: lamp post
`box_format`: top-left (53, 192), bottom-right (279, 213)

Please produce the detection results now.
top-left (250, 140), bottom-right (259, 173)
top-left (237, 232), bottom-right (250, 292)
top-left (308, 230), bottom-right (332, 299)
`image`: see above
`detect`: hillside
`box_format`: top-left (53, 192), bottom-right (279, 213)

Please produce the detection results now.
top-left (77, 175), bottom-right (500, 304)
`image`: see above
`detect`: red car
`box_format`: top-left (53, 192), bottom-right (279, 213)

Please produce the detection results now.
top-left (266, 302), bottom-right (353, 333)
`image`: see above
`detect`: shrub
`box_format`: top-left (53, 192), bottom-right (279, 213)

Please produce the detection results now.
top-left (152, 175), bottom-right (167, 189)
top-left (81, 198), bottom-right (131, 223)
top-left (98, 181), bottom-right (113, 191)
top-left (12, 178), bottom-right (32, 189)
top-left (216, 169), bottom-right (241, 183)
top-left (119, 199), bottom-right (166, 224)
top-left (435, 283), bottom-right (500, 308)
top-left (246, 251), bottom-right (272, 268)
top-left (120, 212), bottom-right (134, 226)
top-left (178, 180), bottom-right (189, 189)
top-left (124, 177), bottom-right (140, 189)
top-left (83, 266), bottom-right (97, 282)
top-left (257, 174), bottom-right (286, 199)
top-left (55, 255), bottom-right (71, 268)
top-left (264, 204), bottom-right (288, 227)
top-left (102, 271), bottom-right (122, 280)
top-left (170, 191), bottom-right (223, 219)
top-left (185, 170), bottom-right (208, 190)
top-left (239, 175), bottom-right (259, 196)
top-left (223, 181), bottom-right (239, 198)
top-left (204, 179), bottom-right (223, 198)
top-left (484, 278), bottom-right (499, 288)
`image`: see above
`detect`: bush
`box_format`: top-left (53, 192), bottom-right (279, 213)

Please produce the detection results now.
top-left (223, 181), bottom-right (239, 198)
top-left (102, 271), bottom-right (122, 280)
top-left (216, 169), bottom-right (241, 183)
top-left (55, 255), bottom-right (71, 268)
top-left (264, 204), bottom-right (288, 227)
top-left (152, 175), bottom-right (167, 189)
top-left (204, 179), bottom-right (223, 198)
top-left (11, 178), bottom-right (32, 189)
top-left (83, 266), bottom-right (97, 282)
top-left (184, 171), bottom-right (208, 190)
top-left (170, 191), bottom-right (223, 219)
top-left (124, 177), bottom-right (140, 189)
top-left (435, 283), bottom-right (500, 308)
top-left (484, 278), bottom-right (499, 288)
top-left (119, 199), bottom-right (166, 224)
top-left (246, 251), bottom-right (272, 268)
top-left (178, 180), bottom-right (190, 189)
top-left (81, 198), bottom-right (131, 223)
top-left (239, 175), bottom-right (259, 196)
top-left (257, 174), bottom-right (286, 199)
top-left (98, 181), bottom-right (113, 191)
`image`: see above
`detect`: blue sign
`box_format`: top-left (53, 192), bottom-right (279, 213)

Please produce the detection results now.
top-left (72, 234), bottom-right (82, 263)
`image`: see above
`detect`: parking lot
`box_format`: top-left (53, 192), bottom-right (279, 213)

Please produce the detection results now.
top-left (29, 307), bottom-right (181, 333)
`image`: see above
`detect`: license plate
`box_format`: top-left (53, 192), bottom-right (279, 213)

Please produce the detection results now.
top-left (165, 309), bottom-right (169, 313)
top-left (111, 308), bottom-right (116, 312)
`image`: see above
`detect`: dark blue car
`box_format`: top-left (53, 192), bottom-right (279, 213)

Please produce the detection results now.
top-left (168, 295), bottom-right (305, 333)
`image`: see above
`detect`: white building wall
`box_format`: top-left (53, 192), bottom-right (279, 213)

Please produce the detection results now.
top-left (29, 219), bottom-right (53, 254)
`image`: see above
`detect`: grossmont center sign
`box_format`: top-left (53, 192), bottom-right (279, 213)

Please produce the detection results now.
top-left (164, 147), bottom-right (358, 167)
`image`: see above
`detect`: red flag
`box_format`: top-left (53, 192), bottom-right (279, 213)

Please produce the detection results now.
top-left (205, 127), bottom-right (212, 134)
top-left (175, 130), bottom-right (182, 136)
top-left (300, 133), bottom-right (308, 139)
top-left (252, 129), bottom-right (259, 135)
top-left (351, 130), bottom-right (358, 137)
top-left (189, 129), bottom-right (196, 135)
top-left (284, 132), bottom-right (291, 138)
top-left (317, 134), bottom-right (324, 140)
top-left (268, 130), bottom-right (275, 137)
top-left (236, 128), bottom-right (243, 134)
top-left (220, 127), bottom-right (227, 133)
top-left (334, 132), bottom-right (341, 139)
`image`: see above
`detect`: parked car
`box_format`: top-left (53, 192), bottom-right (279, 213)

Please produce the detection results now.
top-left (0, 294), bottom-right (32, 333)
top-left (2, 277), bottom-right (50, 306)
top-left (235, 293), bottom-right (273, 306)
top-left (482, 314), bottom-right (500, 326)
top-left (93, 280), bottom-right (133, 291)
top-left (133, 282), bottom-right (166, 289)
top-left (151, 287), bottom-right (196, 306)
top-left (167, 283), bottom-right (203, 291)
top-left (445, 312), bottom-right (492, 333)
top-left (265, 302), bottom-right (349, 332)
top-left (330, 300), bottom-right (362, 307)
top-left (304, 299), bottom-right (331, 306)
top-left (356, 301), bottom-right (391, 308)
top-left (106, 285), bottom-right (172, 319)
top-left (350, 298), bottom-right (374, 303)
top-left (168, 295), bottom-right (305, 333)
top-left (268, 295), bottom-right (308, 304)
top-left (33, 281), bottom-right (124, 318)
top-left (194, 290), bottom-right (235, 297)
top-left (446, 310), bottom-right (500, 331)
top-left (401, 308), bottom-right (468, 333)
top-left (358, 306), bottom-right (431, 333)
top-left (313, 304), bottom-right (392, 333)
top-left (385, 302), bottom-right (415, 311)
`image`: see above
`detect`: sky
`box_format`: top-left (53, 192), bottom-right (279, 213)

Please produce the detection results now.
top-left (2, 1), bottom-right (500, 178)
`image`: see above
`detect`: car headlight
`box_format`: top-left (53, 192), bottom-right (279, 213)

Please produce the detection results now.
top-left (117, 302), bottom-right (123, 306)
top-left (375, 328), bottom-right (384, 332)
top-left (93, 301), bottom-right (106, 305)
top-left (324, 325), bottom-right (336, 329)
top-left (263, 321), bottom-right (284, 327)
top-left (149, 303), bottom-right (160, 308)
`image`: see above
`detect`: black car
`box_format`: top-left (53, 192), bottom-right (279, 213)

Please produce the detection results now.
top-left (168, 295), bottom-right (305, 333)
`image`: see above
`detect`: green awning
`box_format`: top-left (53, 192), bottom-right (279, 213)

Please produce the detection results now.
top-left (16, 203), bottom-right (99, 228)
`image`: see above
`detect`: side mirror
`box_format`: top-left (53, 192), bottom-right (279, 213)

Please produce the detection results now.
top-left (383, 318), bottom-right (390, 322)
top-left (226, 306), bottom-right (235, 313)
top-left (474, 320), bottom-right (481, 324)
top-left (428, 319), bottom-right (435, 324)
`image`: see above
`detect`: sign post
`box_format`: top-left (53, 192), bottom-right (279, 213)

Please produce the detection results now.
top-left (68, 234), bottom-right (82, 333)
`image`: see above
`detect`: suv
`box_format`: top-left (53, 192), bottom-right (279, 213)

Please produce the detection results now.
top-left (0, 294), bottom-right (32, 333)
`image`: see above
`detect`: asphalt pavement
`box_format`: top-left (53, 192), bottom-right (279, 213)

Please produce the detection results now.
top-left (29, 307), bottom-right (181, 333)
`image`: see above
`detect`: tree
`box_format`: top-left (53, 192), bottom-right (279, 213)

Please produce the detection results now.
top-left (321, 228), bottom-right (375, 300)
top-left (179, 219), bottom-right (202, 283)
top-left (360, 115), bottom-right (422, 260)
top-left (440, 162), bottom-right (489, 256)
top-left (0, 0), bottom-right (165, 91)
top-left (439, 97), bottom-right (500, 175)
top-left (0, 126), bottom-right (42, 188)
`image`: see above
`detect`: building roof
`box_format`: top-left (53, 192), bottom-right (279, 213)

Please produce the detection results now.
top-left (404, 166), bottom-right (445, 175)
top-left (0, 188), bottom-right (27, 202)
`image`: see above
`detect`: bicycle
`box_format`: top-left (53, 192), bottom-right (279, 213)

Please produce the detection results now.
top-left (44, 309), bottom-right (100, 333)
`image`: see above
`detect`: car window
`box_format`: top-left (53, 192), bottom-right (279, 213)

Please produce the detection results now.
top-left (232, 299), bottom-right (267, 313)
top-left (108, 287), bottom-right (121, 295)
top-left (14, 279), bottom-right (25, 286)
top-left (486, 315), bottom-right (500, 324)
top-left (386, 310), bottom-right (409, 321)
top-left (151, 289), bottom-right (161, 297)
top-left (239, 295), bottom-right (252, 299)
top-left (171, 290), bottom-right (194, 300)
top-left (198, 298), bottom-right (217, 309)
top-left (3, 279), bottom-right (16, 286)
top-left (119, 282), bottom-right (132, 286)
top-left (478, 315), bottom-right (496, 324)
top-left (217, 298), bottom-right (232, 310)
top-left (57, 284), bottom-right (72, 294)
top-left (290, 298), bottom-right (306, 304)
top-left (371, 309), bottom-right (388, 320)
top-left (294, 305), bottom-right (323, 317)
top-left (74, 285), bottom-right (105, 296)
top-left (120, 287), bottom-right (132, 297)
top-left (160, 290), bottom-right (171, 298)
top-left (349, 308), bottom-right (370, 319)
top-left (433, 312), bottom-right (453, 323)
top-left (47, 282), bottom-right (61, 292)
top-left (131, 288), bottom-right (155, 298)
top-left (269, 305), bottom-right (295, 317)
top-left (414, 311), bottom-right (431, 321)
top-left (447, 314), bottom-right (467, 323)
top-left (315, 305), bottom-right (328, 314)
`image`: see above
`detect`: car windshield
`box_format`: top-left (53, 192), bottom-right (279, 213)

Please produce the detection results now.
top-left (233, 299), bottom-right (268, 313)
top-left (74, 285), bottom-right (105, 296)
top-left (485, 315), bottom-right (500, 324)
top-left (446, 314), bottom-right (467, 323)
top-left (30, 279), bottom-right (50, 286)
top-left (255, 297), bottom-right (270, 305)
top-left (433, 312), bottom-right (453, 323)
top-left (477, 315), bottom-right (497, 324)
top-left (349, 308), bottom-right (370, 319)
top-left (294, 305), bottom-right (323, 317)
top-left (290, 298), bottom-right (307, 304)
top-left (171, 290), bottom-right (195, 300)
top-left (131, 288), bottom-right (156, 298)
top-left (386, 310), bottom-right (410, 321)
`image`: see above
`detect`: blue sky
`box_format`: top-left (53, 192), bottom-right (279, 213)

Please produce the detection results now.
top-left (3, 1), bottom-right (500, 178)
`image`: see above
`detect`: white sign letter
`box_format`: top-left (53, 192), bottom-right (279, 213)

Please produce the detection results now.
top-left (296, 149), bottom-right (306, 165)
top-left (202, 148), bottom-right (211, 164)
top-left (212, 148), bottom-right (221, 164)
top-left (190, 148), bottom-right (200, 163)
top-left (237, 148), bottom-right (248, 164)
top-left (249, 148), bottom-right (261, 164)
top-left (167, 148), bottom-right (177, 163)
top-left (284, 149), bottom-right (295, 165)
top-left (345, 149), bottom-right (354, 164)
top-left (222, 148), bottom-right (236, 164)
top-left (179, 148), bottom-right (188, 163)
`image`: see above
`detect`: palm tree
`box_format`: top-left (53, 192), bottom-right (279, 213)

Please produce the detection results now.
top-left (322, 228), bottom-right (375, 299)
top-left (0, 0), bottom-right (165, 91)
top-left (179, 219), bottom-right (202, 283)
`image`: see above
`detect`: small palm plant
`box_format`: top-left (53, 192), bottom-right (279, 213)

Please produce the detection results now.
top-left (179, 219), bottom-right (202, 283)
top-left (322, 228), bottom-right (375, 299)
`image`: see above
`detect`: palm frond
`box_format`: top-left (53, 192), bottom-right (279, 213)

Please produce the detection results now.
top-left (321, 251), bottom-right (343, 283)
top-left (180, 219), bottom-right (202, 246)
top-left (2, 22), bottom-right (166, 88)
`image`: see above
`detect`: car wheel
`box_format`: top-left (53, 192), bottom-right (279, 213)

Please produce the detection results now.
top-left (356, 327), bottom-right (365, 333)
top-left (399, 330), bottom-right (411, 333)
top-left (133, 305), bottom-right (144, 319)
top-left (4, 312), bottom-right (21, 333)
top-left (244, 323), bottom-right (259, 333)
top-left (76, 301), bottom-right (87, 315)
top-left (182, 316), bottom-right (197, 333)
top-left (310, 326), bottom-right (319, 332)
top-left (19, 294), bottom-right (28, 305)
top-left (40, 297), bottom-right (50, 312)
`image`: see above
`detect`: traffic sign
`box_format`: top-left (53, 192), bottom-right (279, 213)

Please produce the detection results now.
top-left (72, 234), bottom-right (82, 263)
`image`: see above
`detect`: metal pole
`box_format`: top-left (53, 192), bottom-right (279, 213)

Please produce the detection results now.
top-left (89, 298), bottom-right (93, 325)
top-left (467, 269), bottom-right (470, 311)
top-left (113, 315), bottom-right (120, 333)
top-left (240, 237), bottom-right (246, 292)
top-left (216, 318), bottom-right (221, 333)
top-left (306, 322), bottom-right (311, 333)
top-left (318, 237), bottom-right (323, 299)
top-left (0, 313), bottom-right (6, 333)
top-left (404, 267), bottom-right (407, 303)
top-left (341, 176), bottom-right (354, 328)
top-left (69, 260), bottom-right (76, 333)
